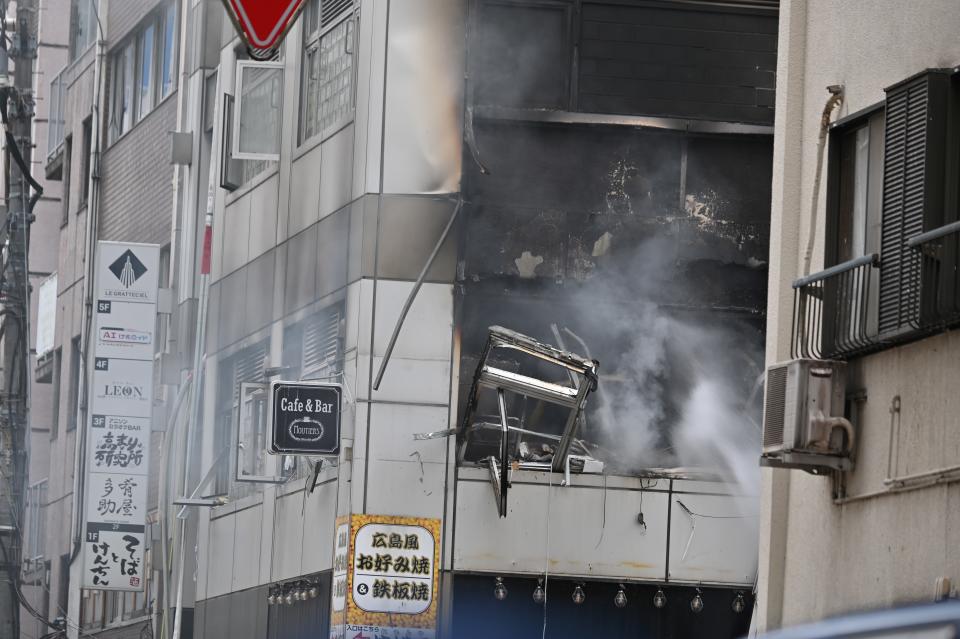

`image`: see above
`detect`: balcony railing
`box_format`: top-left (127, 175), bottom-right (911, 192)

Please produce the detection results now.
top-left (47, 67), bottom-right (66, 161)
top-left (907, 220), bottom-right (960, 328)
top-left (791, 253), bottom-right (881, 360)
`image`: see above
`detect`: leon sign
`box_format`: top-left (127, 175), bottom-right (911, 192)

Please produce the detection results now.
top-left (222, 0), bottom-right (307, 57)
top-left (269, 381), bottom-right (341, 456)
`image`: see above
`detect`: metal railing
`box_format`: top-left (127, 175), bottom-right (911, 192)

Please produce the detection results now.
top-left (792, 253), bottom-right (880, 359)
top-left (907, 220), bottom-right (960, 328)
top-left (47, 67), bottom-right (67, 160)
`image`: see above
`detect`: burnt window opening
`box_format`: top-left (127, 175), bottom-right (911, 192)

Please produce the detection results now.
top-left (468, 0), bottom-right (778, 125)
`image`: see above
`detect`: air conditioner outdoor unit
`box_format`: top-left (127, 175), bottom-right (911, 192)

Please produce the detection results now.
top-left (760, 359), bottom-right (855, 473)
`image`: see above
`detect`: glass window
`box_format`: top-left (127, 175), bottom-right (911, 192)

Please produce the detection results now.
top-left (161, 3), bottom-right (178, 98)
top-left (298, 1), bottom-right (354, 144)
top-left (234, 61), bottom-right (283, 159)
top-left (136, 24), bottom-right (155, 120)
top-left (69, 0), bottom-right (98, 61)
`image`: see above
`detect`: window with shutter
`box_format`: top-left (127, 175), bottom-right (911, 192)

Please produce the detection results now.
top-left (878, 70), bottom-right (951, 337)
top-left (210, 340), bottom-right (269, 495)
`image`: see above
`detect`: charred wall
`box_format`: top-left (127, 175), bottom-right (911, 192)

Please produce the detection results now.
top-left (470, 0), bottom-right (778, 124)
top-left (457, 0), bottom-right (776, 469)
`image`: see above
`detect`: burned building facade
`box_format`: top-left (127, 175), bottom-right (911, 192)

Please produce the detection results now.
top-left (20, 1), bottom-right (780, 639)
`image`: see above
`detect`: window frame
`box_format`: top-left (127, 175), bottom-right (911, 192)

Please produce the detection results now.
top-left (297, 2), bottom-right (357, 147)
top-left (106, 2), bottom-right (178, 145)
top-left (232, 59), bottom-right (285, 161)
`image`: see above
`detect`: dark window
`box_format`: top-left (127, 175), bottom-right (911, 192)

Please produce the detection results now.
top-left (472, 1), bottom-right (572, 110)
top-left (61, 136), bottom-right (72, 226)
top-left (51, 348), bottom-right (62, 440)
top-left (80, 117), bottom-right (92, 207)
top-left (67, 336), bottom-right (81, 431)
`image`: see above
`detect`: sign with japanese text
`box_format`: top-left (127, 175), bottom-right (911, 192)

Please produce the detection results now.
top-left (329, 514), bottom-right (440, 639)
top-left (83, 242), bottom-right (160, 590)
top-left (269, 381), bottom-right (341, 456)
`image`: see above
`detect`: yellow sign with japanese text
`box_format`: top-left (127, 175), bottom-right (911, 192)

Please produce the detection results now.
top-left (330, 514), bottom-right (441, 639)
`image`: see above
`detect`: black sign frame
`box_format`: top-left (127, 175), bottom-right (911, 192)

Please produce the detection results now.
top-left (268, 381), bottom-right (342, 456)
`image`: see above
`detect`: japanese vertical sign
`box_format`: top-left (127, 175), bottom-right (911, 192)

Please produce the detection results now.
top-left (330, 515), bottom-right (441, 639)
top-left (82, 242), bottom-right (160, 590)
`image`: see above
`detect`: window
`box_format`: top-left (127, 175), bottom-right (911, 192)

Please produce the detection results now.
top-left (61, 136), bottom-right (72, 225)
top-left (298, 0), bottom-right (355, 144)
top-left (792, 69), bottom-right (960, 360)
top-left (47, 69), bottom-right (67, 163)
top-left (80, 117), bottom-right (92, 206)
top-left (220, 93), bottom-right (273, 190)
top-left (211, 341), bottom-right (269, 496)
top-left (233, 60), bottom-right (284, 160)
top-left (67, 336), bottom-right (81, 431)
top-left (23, 480), bottom-right (48, 570)
top-left (51, 348), bottom-right (62, 440)
top-left (107, 2), bottom-right (178, 143)
top-left (69, 0), bottom-right (98, 62)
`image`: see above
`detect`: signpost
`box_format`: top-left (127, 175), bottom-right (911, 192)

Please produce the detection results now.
top-left (269, 380), bottom-right (342, 456)
top-left (221, 0), bottom-right (307, 58)
top-left (82, 242), bottom-right (160, 590)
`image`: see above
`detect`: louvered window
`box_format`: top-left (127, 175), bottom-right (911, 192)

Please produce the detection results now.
top-left (878, 70), bottom-right (952, 337)
top-left (283, 303), bottom-right (345, 381)
top-left (210, 341), bottom-right (268, 496)
top-left (299, 0), bottom-right (356, 144)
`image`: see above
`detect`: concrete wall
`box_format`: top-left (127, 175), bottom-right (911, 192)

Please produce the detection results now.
top-left (758, 0), bottom-right (960, 630)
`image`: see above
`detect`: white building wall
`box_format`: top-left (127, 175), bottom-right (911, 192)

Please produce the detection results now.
top-left (758, 0), bottom-right (960, 631)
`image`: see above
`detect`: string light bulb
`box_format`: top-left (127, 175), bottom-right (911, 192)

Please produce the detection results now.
top-left (653, 588), bottom-right (667, 609)
top-left (284, 591), bottom-right (295, 606)
top-left (572, 584), bottom-right (586, 605)
top-left (614, 585), bottom-right (628, 608)
top-left (494, 577), bottom-right (508, 601)
top-left (267, 593), bottom-right (277, 605)
top-left (732, 591), bottom-right (745, 614)
top-left (690, 588), bottom-right (704, 614)
top-left (532, 579), bottom-right (546, 604)
top-left (308, 585), bottom-right (319, 599)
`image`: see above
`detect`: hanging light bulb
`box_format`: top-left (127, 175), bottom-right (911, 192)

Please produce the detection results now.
top-left (308, 585), bottom-right (319, 599)
top-left (299, 588), bottom-right (310, 601)
top-left (732, 591), bottom-right (745, 614)
top-left (284, 591), bottom-right (295, 606)
top-left (690, 589), bottom-right (704, 614)
top-left (494, 577), bottom-right (508, 601)
top-left (614, 585), bottom-right (628, 608)
top-left (532, 579), bottom-right (546, 604)
top-left (267, 592), bottom-right (277, 605)
top-left (572, 584), bottom-right (585, 605)
top-left (653, 588), bottom-right (667, 609)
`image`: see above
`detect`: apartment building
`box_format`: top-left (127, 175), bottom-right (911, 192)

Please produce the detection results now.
top-left (27, 0), bottom-right (181, 637)
top-left (757, 0), bottom-right (960, 631)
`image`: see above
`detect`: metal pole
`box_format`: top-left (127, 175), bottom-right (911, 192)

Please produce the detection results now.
top-left (0, 2), bottom-right (38, 637)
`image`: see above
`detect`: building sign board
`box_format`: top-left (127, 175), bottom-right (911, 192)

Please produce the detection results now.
top-left (269, 381), bottom-right (341, 456)
top-left (330, 515), bottom-right (441, 639)
top-left (82, 242), bottom-right (160, 590)
top-left (35, 273), bottom-right (57, 356)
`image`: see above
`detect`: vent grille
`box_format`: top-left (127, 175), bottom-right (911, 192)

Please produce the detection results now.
top-left (763, 364), bottom-right (789, 448)
top-left (878, 75), bottom-right (931, 335)
top-left (302, 306), bottom-right (343, 376)
top-left (321, 0), bottom-right (352, 28)
top-left (233, 341), bottom-right (268, 403)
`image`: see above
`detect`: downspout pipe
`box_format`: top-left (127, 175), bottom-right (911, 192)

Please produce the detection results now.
top-left (801, 85), bottom-right (843, 277)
